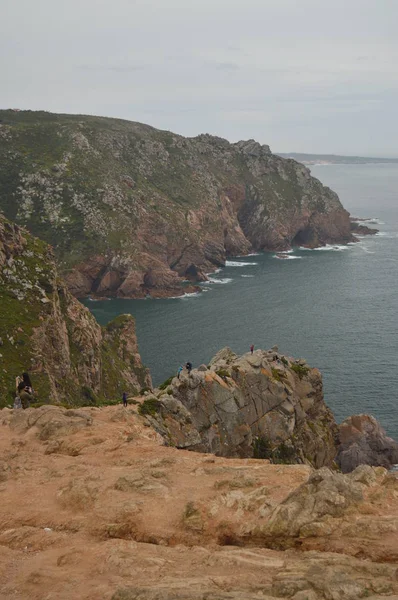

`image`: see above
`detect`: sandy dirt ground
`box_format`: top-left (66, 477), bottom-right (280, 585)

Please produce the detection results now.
top-left (0, 405), bottom-right (397, 600)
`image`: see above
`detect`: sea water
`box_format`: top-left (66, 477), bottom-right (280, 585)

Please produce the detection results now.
top-left (85, 164), bottom-right (398, 440)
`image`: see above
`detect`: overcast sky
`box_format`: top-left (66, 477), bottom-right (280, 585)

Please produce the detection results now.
top-left (1, 0), bottom-right (397, 155)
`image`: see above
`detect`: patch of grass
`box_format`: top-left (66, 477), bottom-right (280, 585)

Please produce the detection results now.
top-left (291, 363), bottom-right (310, 379)
top-left (271, 367), bottom-right (286, 381)
top-left (158, 376), bottom-right (173, 391)
top-left (215, 368), bottom-right (230, 379)
top-left (138, 398), bottom-right (162, 416)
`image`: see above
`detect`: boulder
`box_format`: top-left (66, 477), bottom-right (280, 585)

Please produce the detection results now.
top-left (252, 467), bottom-right (365, 545)
top-left (337, 414), bottom-right (398, 473)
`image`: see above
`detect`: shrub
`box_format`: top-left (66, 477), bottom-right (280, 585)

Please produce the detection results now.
top-left (215, 369), bottom-right (230, 379)
top-left (138, 398), bottom-right (162, 416)
top-left (271, 367), bottom-right (285, 381)
top-left (158, 376), bottom-right (174, 391)
top-left (80, 385), bottom-right (97, 405)
top-left (291, 363), bottom-right (310, 379)
top-left (140, 386), bottom-right (152, 394)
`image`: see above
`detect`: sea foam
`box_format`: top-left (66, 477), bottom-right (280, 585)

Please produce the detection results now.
top-left (225, 260), bottom-right (258, 267)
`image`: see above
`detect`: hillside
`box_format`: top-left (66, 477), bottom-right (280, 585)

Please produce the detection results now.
top-left (0, 213), bottom-right (151, 407)
top-left (0, 110), bottom-right (354, 298)
top-left (0, 403), bottom-right (397, 599)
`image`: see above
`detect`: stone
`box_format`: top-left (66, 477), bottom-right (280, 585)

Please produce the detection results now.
top-left (254, 467), bottom-right (365, 544)
top-left (337, 414), bottom-right (398, 472)
top-left (150, 347), bottom-right (338, 467)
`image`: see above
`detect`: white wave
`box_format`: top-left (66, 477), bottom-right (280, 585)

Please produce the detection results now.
top-left (298, 244), bottom-right (353, 252)
top-left (314, 245), bottom-right (353, 252)
top-left (358, 245), bottom-right (375, 254)
top-left (351, 217), bottom-right (385, 225)
top-left (376, 231), bottom-right (398, 238)
top-left (86, 296), bottom-right (110, 302)
top-left (179, 291), bottom-right (202, 298)
top-left (225, 260), bottom-right (258, 267)
top-left (274, 255), bottom-right (303, 260)
top-left (241, 274), bottom-right (255, 277)
top-left (205, 277), bottom-right (234, 284)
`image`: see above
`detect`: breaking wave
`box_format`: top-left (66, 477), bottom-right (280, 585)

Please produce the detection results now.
top-left (274, 254), bottom-right (303, 260)
top-left (225, 260), bottom-right (258, 267)
top-left (300, 244), bottom-right (353, 252)
top-left (204, 277), bottom-right (234, 285)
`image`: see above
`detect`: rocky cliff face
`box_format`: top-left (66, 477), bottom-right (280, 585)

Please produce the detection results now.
top-left (0, 110), bottom-right (354, 297)
top-left (146, 347), bottom-right (338, 468)
top-left (0, 214), bottom-right (151, 406)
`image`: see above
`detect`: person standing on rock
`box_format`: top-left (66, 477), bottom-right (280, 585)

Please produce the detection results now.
top-left (22, 372), bottom-right (33, 395)
top-left (250, 344), bottom-right (254, 354)
top-left (177, 365), bottom-right (183, 379)
top-left (17, 380), bottom-right (33, 409)
top-left (122, 392), bottom-right (128, 407)
top-left (186, 361), bottom-right (193, 374)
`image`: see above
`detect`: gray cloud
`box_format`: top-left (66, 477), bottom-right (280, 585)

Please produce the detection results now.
top-left (1, 0), bottom-right (397, 155)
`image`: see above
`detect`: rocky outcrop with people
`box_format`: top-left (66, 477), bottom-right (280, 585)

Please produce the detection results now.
top-left (0, 110), bottom-right (356, 298)
top-left (145, 347), bottom-right (338, 468)
top-left (0, 403), bottom-right (397, 599)
top-left (0, 214), bottom-right (151, 407)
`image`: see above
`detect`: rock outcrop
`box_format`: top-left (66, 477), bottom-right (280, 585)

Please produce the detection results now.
top-left (147, 347), bottom-right (338, 468)
top-left (0, 214), bottom-right (151, 407)
top-left (350, 221), bottom-right (379, 235)
top-left (337, 414), bottom-right (398, 473)
top-left (0, 111), bottom-right (355, 298)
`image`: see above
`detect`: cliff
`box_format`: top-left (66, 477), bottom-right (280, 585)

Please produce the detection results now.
top-left (0, 214), bottom-right (151, 407)
top-left (145, 347), bottom-right (338, 468)
top-left (0, 110), bottom-right (354, 298)
top-left (0, 404), bottom-right (397, 599)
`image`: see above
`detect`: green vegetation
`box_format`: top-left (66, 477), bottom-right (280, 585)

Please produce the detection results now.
top-left (291, 363), bottom-right (310, 379)
top-left (271, 367), bottom-right (286, 382)
top-left (138, 398), bottom-right (162, 416)
top-left (0, 214), bottom-right (148, 408)
top-left (215, 369), bottom-right (230, 379)
top-left (0, 109), bottom-right (346, 295)
top-left (158, 376), bottom-right (174, 390)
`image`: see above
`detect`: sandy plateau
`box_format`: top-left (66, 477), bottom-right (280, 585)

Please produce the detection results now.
top-left (0, 404), bottom-right (398, 600)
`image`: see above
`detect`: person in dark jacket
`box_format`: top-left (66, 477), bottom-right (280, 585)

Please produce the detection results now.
top-left (18, 380), bottom-right (32, 409)
top-left (122, 392), bottom-right (128, 407)
top-left (250, 344), bottom-right (254, 354)
top-left (186, 361), bottom-right (193, 374)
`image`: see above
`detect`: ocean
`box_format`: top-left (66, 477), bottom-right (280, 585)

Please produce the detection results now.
top-left (85, 164), bottom-right (398, 440)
